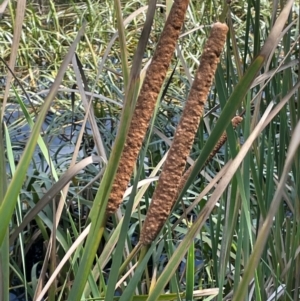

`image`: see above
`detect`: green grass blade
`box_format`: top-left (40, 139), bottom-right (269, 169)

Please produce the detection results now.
top-left (185, 239), bottom-right (195, 301)
top-left (1, 0), bottom-right (25, 120)
top-left (0, 121), bottom-right (9, 301)
top-left (232, 120), bottom-right (300, 301)
top-left (114, 0), bottom-right (129, 88)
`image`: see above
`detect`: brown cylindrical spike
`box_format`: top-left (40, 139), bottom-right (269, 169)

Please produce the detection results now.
top-left (106, 0), bottom-right (190, 215)
top-left (140, 22), bottom-right (229, 245)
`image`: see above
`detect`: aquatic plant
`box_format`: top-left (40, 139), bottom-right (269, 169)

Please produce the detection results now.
top-left (106, 0), bottom-right (190, 215)
top-left (140, 22), bottom-right (228, 245)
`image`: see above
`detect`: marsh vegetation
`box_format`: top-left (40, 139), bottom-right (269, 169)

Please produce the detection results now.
top-left (0, 0), bottom-right (300, 300)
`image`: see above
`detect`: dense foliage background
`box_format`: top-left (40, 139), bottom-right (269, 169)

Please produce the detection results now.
top-left (0, 0), bottom-right (299, 300)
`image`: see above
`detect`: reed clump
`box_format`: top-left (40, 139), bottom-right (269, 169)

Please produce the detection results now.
top-left (106, 0), bottom-right (190, 215)
top-left (140, 22), bottom-right (229, 245)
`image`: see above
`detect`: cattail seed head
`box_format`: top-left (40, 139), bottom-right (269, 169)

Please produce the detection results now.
top-left (106, 0), bottom-right (190, 215)
top-left (140, 22), bottom-right (229, 245)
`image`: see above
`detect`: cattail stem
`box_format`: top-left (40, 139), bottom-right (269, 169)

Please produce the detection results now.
top-left (140, 23), bottom-right (229, 245)
top-left (106, 0), bottom-right (190, 215)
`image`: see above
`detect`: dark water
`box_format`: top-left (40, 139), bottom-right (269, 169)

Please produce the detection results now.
top-left (4, 100), bottom-right (103, 173)
top-left (9, 293), bottom-right (27, 301)
top-left (10, 293), bottom-right (23, 301)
